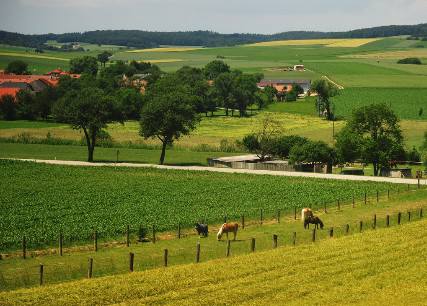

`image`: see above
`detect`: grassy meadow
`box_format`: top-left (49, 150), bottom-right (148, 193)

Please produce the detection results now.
top-left (1, 209), bottom-right (425, 303)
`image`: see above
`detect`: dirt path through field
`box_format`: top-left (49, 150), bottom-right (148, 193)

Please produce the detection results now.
top-left (5, 158), bottom-right (425, 185)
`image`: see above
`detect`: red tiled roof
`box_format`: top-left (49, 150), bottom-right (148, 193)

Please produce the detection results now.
top-left (0, 88), bottom-right (20, 99)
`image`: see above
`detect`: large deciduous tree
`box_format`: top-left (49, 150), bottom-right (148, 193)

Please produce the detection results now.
top-left (53, 87), bottom-right (123, 162)
top-left (311, 79), bottom-right (339, 120)
top-left (5, 60), bottom-right (29, 74)
top-left (69, 56), bottom-right (99, 76)
top-left (139, 75), bottom-right (200, 165)
top-left (97, 51), bottom-right (112, 67)
top-left (289, 140), bottom-right (335, 170)
top-left (203, 60), bottom-right (230, 80)
top-left (335, 103), bottom-right (404, 176)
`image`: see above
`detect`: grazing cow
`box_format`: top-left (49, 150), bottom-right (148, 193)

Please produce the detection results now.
top-left (301, 208), bottom-right (314, 221)
top-left (217, 223), bottom-right (239, 241)
top-left (195, 223), bottom-right (209, 237)
top-left (304, 215), bottom-right (324, 230)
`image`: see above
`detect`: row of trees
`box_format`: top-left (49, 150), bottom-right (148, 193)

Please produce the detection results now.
top-left (242, 104), bottom-right (411, 176)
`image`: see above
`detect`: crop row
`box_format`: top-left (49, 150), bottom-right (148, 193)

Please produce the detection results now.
top-left (0, 160), bottom-right (400, 250)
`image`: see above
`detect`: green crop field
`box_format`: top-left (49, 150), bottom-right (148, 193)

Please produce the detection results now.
top-left (332, 88), bottom-right (427, 120)
top-left (1, 216), bottom-right (425, 304)
top-left (0, 160), bottom-right (400, 251)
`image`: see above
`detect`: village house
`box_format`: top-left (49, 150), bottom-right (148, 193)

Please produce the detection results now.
top-left (0, 69), bottom-right (80, 99)
top-left (257, 79), bottom-right (311, 95)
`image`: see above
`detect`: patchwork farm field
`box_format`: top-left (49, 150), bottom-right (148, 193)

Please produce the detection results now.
top-left (1, 217), bottom-right (426, 304)
top-left (0, 160), bottom-right (400, 251)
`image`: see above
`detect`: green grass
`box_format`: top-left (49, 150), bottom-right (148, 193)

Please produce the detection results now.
top-left (1, 205), bottom-right (425, 304)
top-left (0, 160), bottom-right (400, 251)
top-left (0, 143), bottom-right (229, 165)
top-left (332, 87), bottom-right (427, 120)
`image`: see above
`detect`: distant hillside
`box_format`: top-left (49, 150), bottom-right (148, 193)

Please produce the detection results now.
top-left (1, 23), bottom-right (427, 49)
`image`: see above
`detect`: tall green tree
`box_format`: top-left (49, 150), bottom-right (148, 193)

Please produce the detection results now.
top-left (212, 72), bottom-right (235, 116)
top-left (53, 87), bottom-right (123, 162)
top-left (69, 56), bottom-right (99, 76)
top-left (311, 79), bottom-right (339, 120)
top-left (337, 103), bottom-right (404, 176)
top-left (139, 75), bottom-right (200, 165)
top-left (5, 60), bottom-right (29, 74)
top-left (0, 95), bottom-right (17, 120)
top-left (203, 60), bottom-right (230, 80)
top-left (232, 74), bottom-right (259, 117)
top-left (97, 51), bottom-right (112, 67)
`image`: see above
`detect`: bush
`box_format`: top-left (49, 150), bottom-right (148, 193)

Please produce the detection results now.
top-left (397, 58), bottom-right (422, 65)
top-left (407, 146), bottom-right (421, 162)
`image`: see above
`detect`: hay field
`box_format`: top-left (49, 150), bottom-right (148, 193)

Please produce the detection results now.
top-left (0, 52), bottom-right (69, 61)
top-left (248, 38), bottom-right (380, 47)
top-left (343, 49), bottom-right (427, 59)
top-left (126, 47), bottom-right (202, 53)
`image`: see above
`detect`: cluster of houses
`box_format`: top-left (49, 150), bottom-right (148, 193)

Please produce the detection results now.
top-left (257, 79), bottom-right (311, 97)
top-left (0, 69), bottom-right (80, 99)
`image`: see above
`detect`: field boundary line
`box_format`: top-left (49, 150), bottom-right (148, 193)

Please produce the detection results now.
top-left (3, 158), bottom-right (425, 185)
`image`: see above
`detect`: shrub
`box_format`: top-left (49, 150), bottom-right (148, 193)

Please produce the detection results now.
top-left (407, 146), bottom-right (421, 162)
top-left (397, 58), bottom-right (422, 65)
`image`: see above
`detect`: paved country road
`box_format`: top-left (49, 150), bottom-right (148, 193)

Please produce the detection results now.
top-left (5, 158), bottom-right (426, 186)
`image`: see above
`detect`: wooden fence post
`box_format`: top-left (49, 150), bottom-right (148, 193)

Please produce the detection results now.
top-left (260, 209), bottom-right (263, 225)
top-left (129, 252), bottom-right (134, 272)
top-left (408, 184), bottom-right (410, 191)
top-left (312, 229), bottom-right (316, 242)
top-left (152, 225), bottom-right (156, 244)
top-left (386, 215), bottom-right (390, 227)
top-left (364, 192), bottom-right (367, 204)
top-left (88, 258), bottom-right (93, 278)
top-left (196, 242), bottom-right (201, 263)
top-left (398, 212), bottom-right (401, 225)
top-left (164, 249), bottom-right (168, 267)
top-left (329, 228), bottom-right (333, 238)
top-left (39, 264), bottom-right (44, 286)
top-left (273, 234), bottom-right (278, 248)
top-left (93, 230), bottom-right (98, 252)
top-left (345, 224), bottom-right (350, 234)
top-left (337, 200), bottom-right (340, 211)
top-left (226, 240), bottom-right (231, 257)
top-left (277, 210), bottom-right (280, 223)
top-left (294, 207), bottom-right (297, 220)
top-left (324, 203), bottom-right (327, 213)
top-left (359, 221), bottom-right (363, 233)
top-left (59, 232), bottom-right (63, 256)
top-left (376, 190), bottom-right (379, 203)
top-left (352, 195), bottom-right (355, 208)
top-left (251, 238), bottom-right (256, 252)
top-left (418, 178), bottom-right (420, 189)
top-left (224, 215), bottom-right (227, 224)
top-left (408, 211), bottom-right (411, 222)
top-left (22, 236), bottom-right (26, 259)
top-left (373, 214), bottom-right (377, 229)
top-left (420, 208), bottom-right (423, 218)
top-left (387, 189), bottom-right (390, 200)
top-left (241, 214), bottom-right (245, 229)
top-left (177, 223), bottom-right (181, 239)
top-left (292, 232), bottom-right (296, 246)
top-left (126, 225), bottom-right (130, 247)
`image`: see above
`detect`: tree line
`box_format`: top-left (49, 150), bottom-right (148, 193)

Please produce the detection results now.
top-left (2, 23), bottom-right (427, 49)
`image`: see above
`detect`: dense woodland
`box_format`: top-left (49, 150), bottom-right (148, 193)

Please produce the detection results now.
top-left (1, 23), bottom-right (427, 49)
